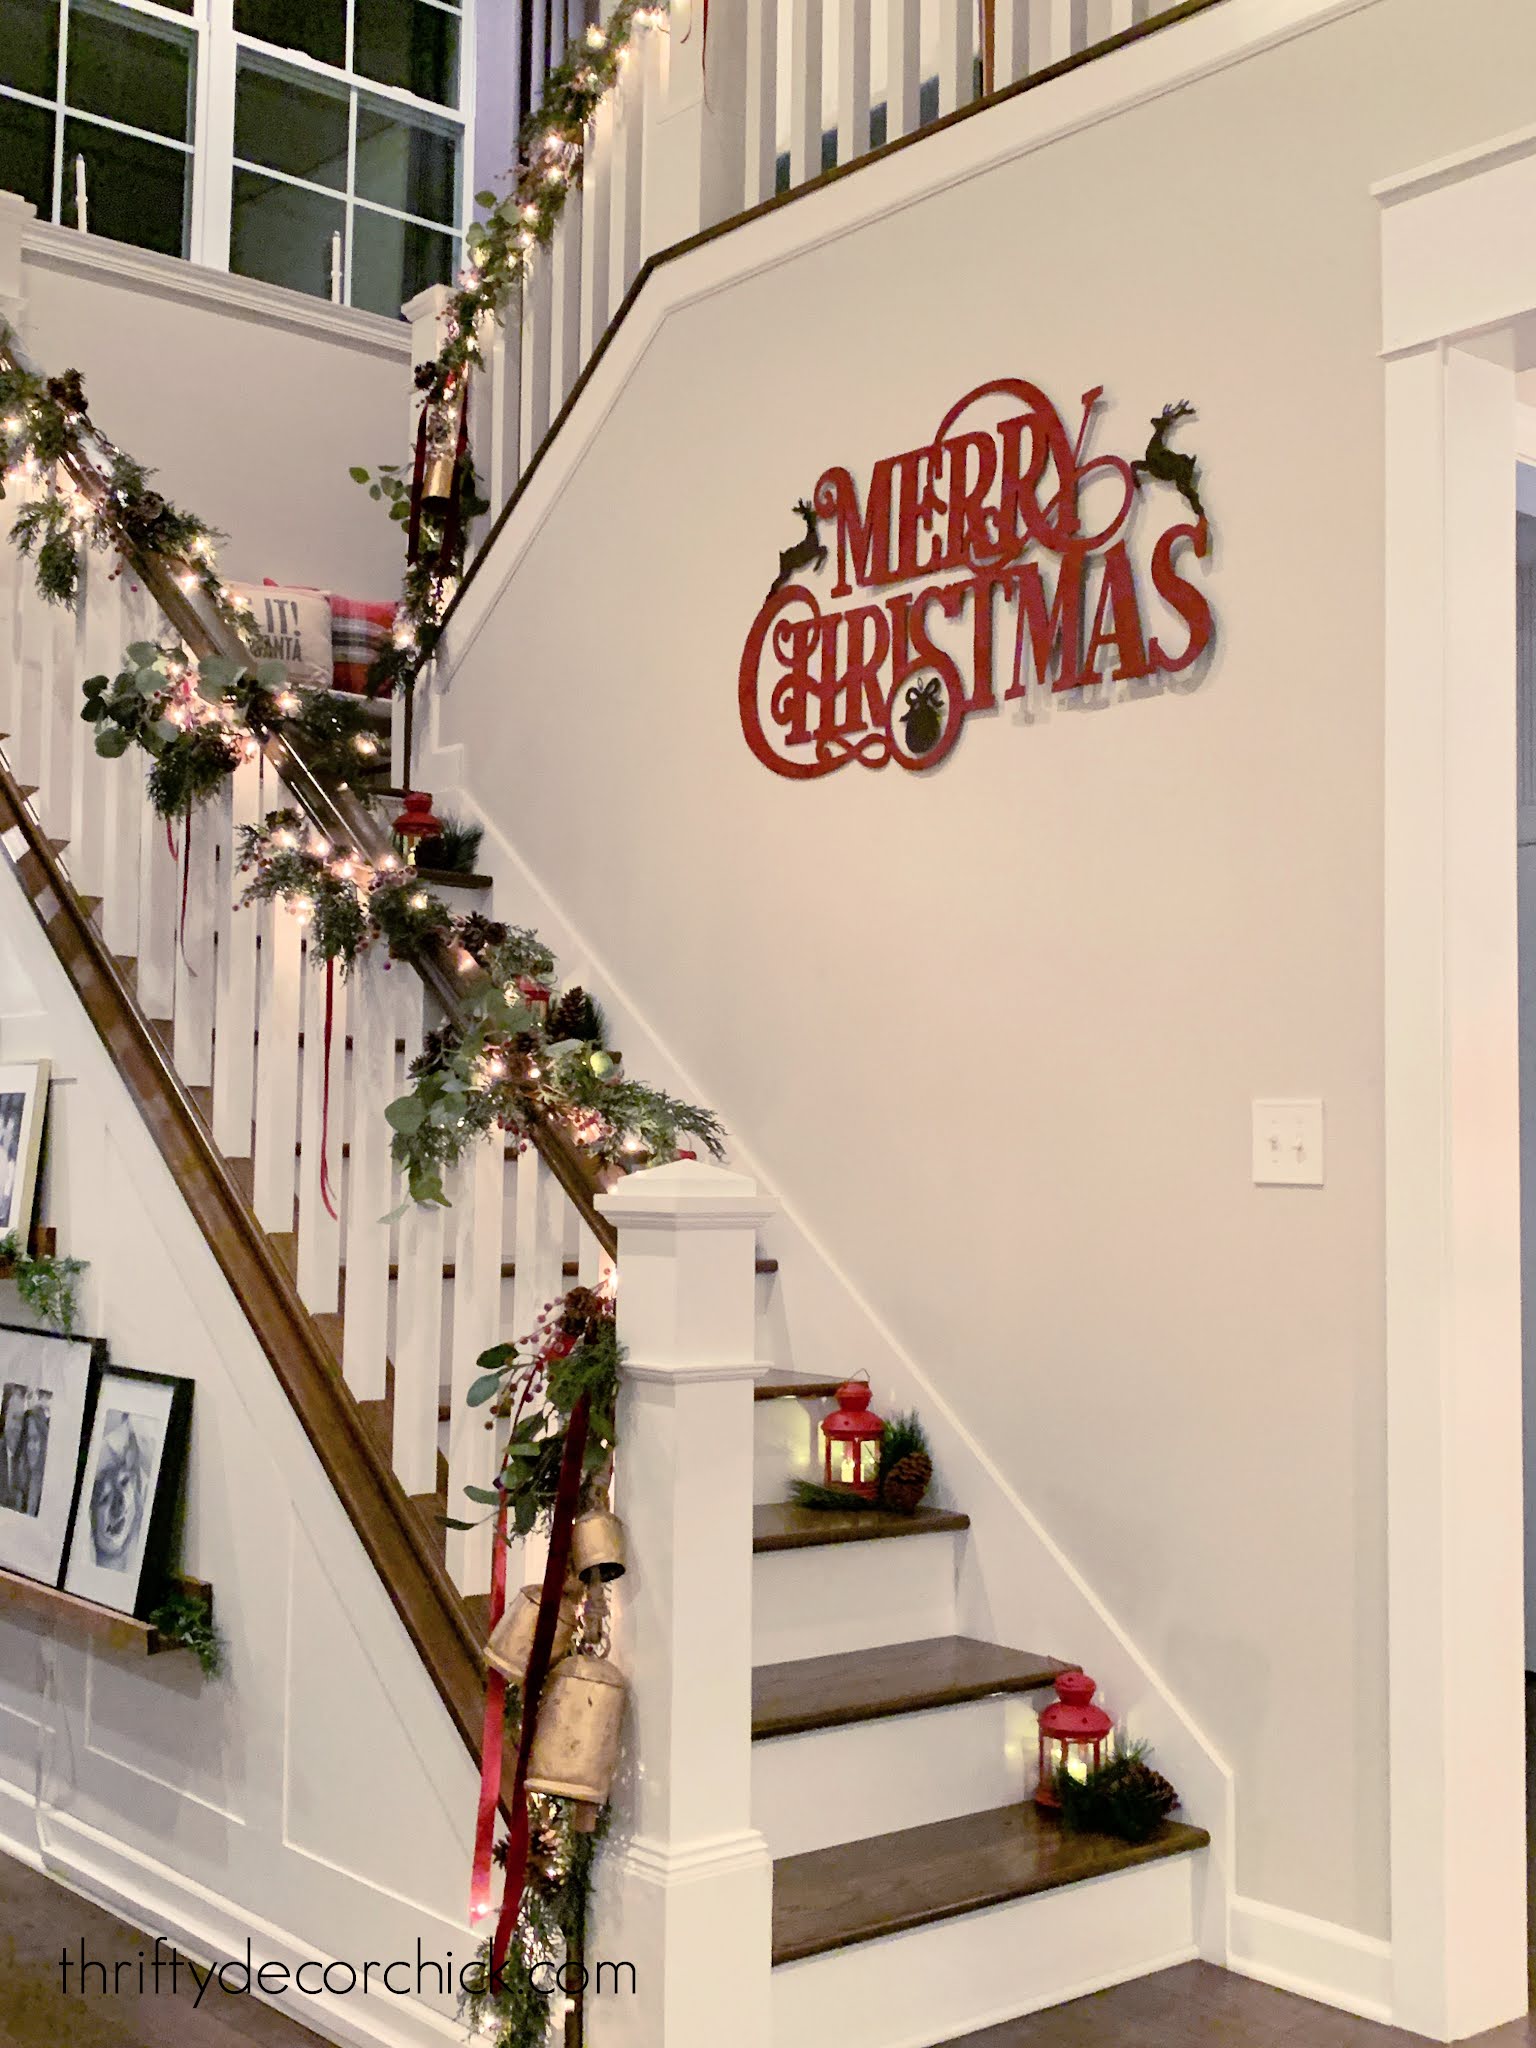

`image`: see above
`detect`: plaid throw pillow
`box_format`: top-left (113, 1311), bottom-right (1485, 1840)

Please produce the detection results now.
top-left (330, 595), bottom-right (397, 694)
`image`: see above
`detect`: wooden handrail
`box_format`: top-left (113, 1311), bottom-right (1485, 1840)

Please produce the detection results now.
top-left (1, 333), bottom-right (617, 1258)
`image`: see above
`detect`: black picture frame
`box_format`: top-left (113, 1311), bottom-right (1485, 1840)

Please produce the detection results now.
top-left (0, 1322), bottom-right (103, 1591)
top-left (63, 1362), bottom-right (192, 1618)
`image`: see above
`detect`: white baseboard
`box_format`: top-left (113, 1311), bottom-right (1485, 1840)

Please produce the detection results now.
top-left (0, 1781), bottom-right (467, 2048)
top-left (1227, 1894), bottom-right (1392, 2024)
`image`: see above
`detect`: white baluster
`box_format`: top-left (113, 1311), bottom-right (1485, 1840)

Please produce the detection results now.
top-left (788, 0), bottom-right (824, 189)
top-left (13, 576), bottom-right (50, 797)
top-left (69, 550), bottom-right (119, 904)
top-left (1109, 0), bottom-right (1135, 30)
top-left (136, 795), bottom-right (179, 1025)
top-left (885, 0), bottom-right (921, 139)
top-left (518, 255), bottom-right (554, 465)
top-left (992, 0), bottom-right (1029, 85)
top-left (0, 494), bottom-right (25, 747)
top-left (511, 1145), bottom-right (564, 1340)
top-left (639, 0), bottom-right (744, 249)
top-left (938, 0), bottom-right (976, 113)
top-left (486, 300), bottom-right (524, 512)
top-left (837, 0), bottom-right (871, 162)
top-left (445, 1134), bottom-right (505, 1593)
top-left (579, 95), bottom-right (614, 361)
top-left (171, 799), bottom-right (218, 1087)
top-left (341, 944), bottom-right (395, 1400)
top-left (548, 196), bottom-right (584, 420)
top-left (35, 600), bottom-right (73, 847)
top-left (212, 751), bottom-right (260, 1155)
top-left (608, 37), bottom-right (648, 306)
top-left (1074, 0), bottom-right (1111, 42)
top-left (744, 0), bottom-right (779, 205)
top-left (252, 893), bottom-right (302, 1231)
top-left (296, 950), bottom-right (347, 1312)
top-left (1026, 0), bottom-right (1075, 69)
top-left (392, 974), bottom-right (445, 1497)
top-left (575, 1218), bottom-right (606, 1288)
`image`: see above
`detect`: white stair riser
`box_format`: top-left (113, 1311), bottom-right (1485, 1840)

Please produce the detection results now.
top-left (772, 1854), bottom-right (1201, 2048)
top-left (753, 1695), bottom-right (1040, 1858)
top-left (754, 1392), bottom-right (833, 1503)
top-left (752, 1532), bottom-right (962, 1665)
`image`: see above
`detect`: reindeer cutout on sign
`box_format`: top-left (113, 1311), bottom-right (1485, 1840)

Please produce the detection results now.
top-left (1132, 401), bottom-right (1205, 522)
top-left (768, 498), bottom-right (827, 597)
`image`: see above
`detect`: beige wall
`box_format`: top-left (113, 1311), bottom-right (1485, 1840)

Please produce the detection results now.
top-left (436, 0), bottom-right (1536, 1940)
top-left (14, 239), bottom-right (409, 598)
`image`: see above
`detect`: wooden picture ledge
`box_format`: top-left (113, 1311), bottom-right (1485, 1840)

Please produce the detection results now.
top-left (0, 1567), bottom-right (213, 1658)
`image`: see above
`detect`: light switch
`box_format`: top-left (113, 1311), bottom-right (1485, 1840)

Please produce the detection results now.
top-left (1252, 1099), bottom-right (1324, 1187)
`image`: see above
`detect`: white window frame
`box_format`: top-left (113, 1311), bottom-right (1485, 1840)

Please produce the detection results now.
top-left (2, 0), bottom-right (476, 314)
top-left (200, 0), bottom-right (474, 310)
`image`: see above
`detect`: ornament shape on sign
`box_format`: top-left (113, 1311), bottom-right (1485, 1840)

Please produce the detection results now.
top-left (738, 379), bottom-right (1215, 781)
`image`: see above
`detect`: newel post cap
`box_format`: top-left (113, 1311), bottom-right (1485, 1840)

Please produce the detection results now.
top-left (598, 1157), bottom-right (774, 1230)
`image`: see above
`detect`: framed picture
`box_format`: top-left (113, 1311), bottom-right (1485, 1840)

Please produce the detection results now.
top-left (63, 1365), bottom-right (192, 1618)
top-left (0, 1324), bottom-right (98, 1589)
top-left (0, 1061), bottom-right (48, 1244)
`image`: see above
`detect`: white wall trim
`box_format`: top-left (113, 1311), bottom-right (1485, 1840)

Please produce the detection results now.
top-left (1379, 158), bottom-right (1532, 2042)
top-left (0, 1783), bottom-right (465, 2048)
top-left (20, 218), bottom-right (412, 361)
top-left (440, 0), bottom-right (1381, 672)
top-left (1227, 1896), bottom-right (1393, 2024)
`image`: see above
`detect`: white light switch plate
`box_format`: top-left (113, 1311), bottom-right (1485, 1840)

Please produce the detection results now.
top-left (1252, 1099), bottom-right (1325, 1187)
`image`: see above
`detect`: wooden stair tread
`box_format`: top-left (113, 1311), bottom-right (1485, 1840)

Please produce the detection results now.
top-left (413, 865), bottom-right (493, 892)
top-left (755, 1371), bottom-right (842, 1402)
top-left (771, 1802), bottom-right (1210, 1965)
top-left (752, 1637), bottom-right (1068, 1739)
top-left (753, 1502), bottom-right (969, 1552)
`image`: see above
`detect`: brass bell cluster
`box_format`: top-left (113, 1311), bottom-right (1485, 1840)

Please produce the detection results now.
top-left (485, 1507), bottom-right (629, 1828)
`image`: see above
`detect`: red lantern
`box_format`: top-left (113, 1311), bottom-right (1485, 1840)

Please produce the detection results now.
top-left (821, 1379), bottom-right (885, 1499)
top-left (1035, 1670), bottom-right (1113, 1810)
top-left (394, 788), bottom-right (443, 865)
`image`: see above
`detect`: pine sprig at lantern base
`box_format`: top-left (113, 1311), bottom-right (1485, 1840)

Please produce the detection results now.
top-left (1055, 1741), bottom-right (1181, 1845)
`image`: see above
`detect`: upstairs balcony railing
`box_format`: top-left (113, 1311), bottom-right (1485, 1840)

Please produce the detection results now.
top-left (445, 0), bottom-right (1207, 541)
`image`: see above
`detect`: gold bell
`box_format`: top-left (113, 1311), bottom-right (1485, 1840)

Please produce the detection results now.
top-left (570, 1509), bottom-right (627, 1584)
top-left (420, 450), bottom-right (456, 501)
top-left (484, 1583), bottom-right (580, 1686)
top-left (525, 1651), bottom-right (627, 1805)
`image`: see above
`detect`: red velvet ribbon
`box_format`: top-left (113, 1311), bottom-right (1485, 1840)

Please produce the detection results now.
top-left (177, 815), bottom-right (196, 977)
top-left (435, 381), bottom-right (472, 589)
top-left (319, 958), bottom-right (339, 1222)
top-left (470, 1499), bottom-right (510, 1926)
top-left (405, 398), bottom-right (432, 567)
top-left (489, 1390), bottom-right (591, 1983)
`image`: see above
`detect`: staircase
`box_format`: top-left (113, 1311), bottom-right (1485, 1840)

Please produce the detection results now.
top-left (746, 1389), bottom-right (1208, 2048)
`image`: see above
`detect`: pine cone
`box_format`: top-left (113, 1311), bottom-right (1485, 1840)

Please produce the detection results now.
top-left (550, 985), bottom-right (600, 1042)
top-left (879, 1450), bottom-right (932, 1514)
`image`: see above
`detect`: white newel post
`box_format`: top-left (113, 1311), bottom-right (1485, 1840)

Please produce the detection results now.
top-left (640, 0), bottom-right (747, 257)
top-left (0, 190), bottom-right (35, 333)
top-left (590, 1159), bottom-right (772, 2048)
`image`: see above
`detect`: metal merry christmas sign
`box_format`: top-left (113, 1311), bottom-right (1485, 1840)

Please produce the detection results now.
top-left (738, 377), bottom-right (1215, 780)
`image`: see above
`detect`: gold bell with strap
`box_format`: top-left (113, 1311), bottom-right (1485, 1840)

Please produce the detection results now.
top-left (524, 1650), bottom-right (627, 1805)
top-left (484, 1581), bottom-right (581, 1686)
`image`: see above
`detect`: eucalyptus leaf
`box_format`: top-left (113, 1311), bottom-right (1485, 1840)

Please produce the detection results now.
top-left (467, 1371), bottom-right (507, 1406)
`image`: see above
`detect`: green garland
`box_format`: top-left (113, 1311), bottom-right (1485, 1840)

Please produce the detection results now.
top-left (232, 822), bottom-right (723, 1205)
top-left (1056, 1741), bottom-right (1180, 1845)
top-left (81, 644), bottom-right (386, 821)
top-left (0, 1234), bottom-right (87, 1337)
top-left (2, 326), bottom-right (230, 617)
top-left (353, 0), bottom-right (670, 686)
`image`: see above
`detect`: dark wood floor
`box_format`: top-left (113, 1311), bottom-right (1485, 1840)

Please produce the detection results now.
top-left (2, 1684), bottom-right (1534, 2048)
top-left (0, 1849), bottom-right (322, 2046)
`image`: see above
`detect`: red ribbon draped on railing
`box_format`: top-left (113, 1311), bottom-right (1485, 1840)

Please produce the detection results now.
top-left (405, 400), bottom-right (431, 567)
top-left (319, 958), bottom-right (339, 1222)
top-left (470, 1499), bottom-right (510, 1926)
top-left (488, 1390), bottom-right (591, 1984)
top-left (177, 816), bottom-right (197, 977)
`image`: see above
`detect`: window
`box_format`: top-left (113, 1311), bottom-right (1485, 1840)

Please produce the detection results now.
top-left (0, 0), bottom-right (196, 260)
top-left (229, 0), bottom-right (464, 315)
top-left (0, 0), bottom-right (470, 317)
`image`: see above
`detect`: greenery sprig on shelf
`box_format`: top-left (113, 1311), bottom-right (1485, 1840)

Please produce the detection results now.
top-left (352, 0), bottom-right (670, 689)
top-left (0, 1235), bottom-right (87, 1337)
top-left (789, 1409), bottom-right (934, 1516)
top-left (148, 1589), bottom-right (227, 1679)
